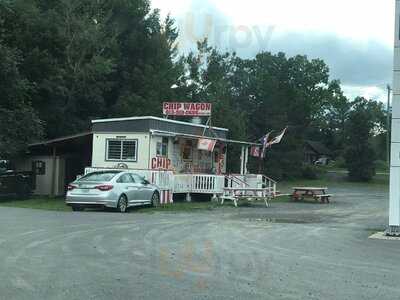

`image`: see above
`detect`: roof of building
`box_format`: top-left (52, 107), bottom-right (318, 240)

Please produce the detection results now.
top-left (305, 140), bottom-right (332, 156)
top-left (91, 116), bottom-right (229, 139)
top-left (28, 116), bottom-right (258, 149)
top-left (92, 116), bottom-right (229, 131)
top-left (29, 132), bottom-right (93, 147)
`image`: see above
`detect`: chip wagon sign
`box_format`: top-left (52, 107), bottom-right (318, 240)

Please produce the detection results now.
top-left (163, 102), bottom-right (212, 117)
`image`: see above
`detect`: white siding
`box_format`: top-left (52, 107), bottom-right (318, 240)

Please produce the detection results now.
top-left (390, 167), bottom-right (400, 226)
top-left (91, 133), bottom-right (151, 169)
top-left (390, 0), bottom-right (400, 227)
top-left (394, 47), bottom-right (400, 71)
top-left (396, 0), bottom-right (400, 48)
top-left (15, 156), bottom-right (65, 196)
top-left (392, 94), bottom-right (400, 118)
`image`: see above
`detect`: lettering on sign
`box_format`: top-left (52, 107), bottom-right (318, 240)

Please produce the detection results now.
top-left (151, 157), bottom-right (172, 170)
top-left (163, 102), bottom-right (212, 116)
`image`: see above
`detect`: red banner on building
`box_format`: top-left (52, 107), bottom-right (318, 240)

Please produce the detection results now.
top-left (197, 138), bottom-right (217, 152)
top-left (250, 146), bottom-right (261, 158)
top-left (163, 102), bottom-right (212, 116)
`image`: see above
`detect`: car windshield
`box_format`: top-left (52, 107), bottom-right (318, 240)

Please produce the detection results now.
top-left (78, 172), bottom-right (120, 182)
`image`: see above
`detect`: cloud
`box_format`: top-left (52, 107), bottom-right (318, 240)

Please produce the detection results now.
top-left (267, 32), bottom-right (393, 88)
top-left (342, 85), bottom-right (388, 102)
top-left (157, 0), bottom-right (394, 101)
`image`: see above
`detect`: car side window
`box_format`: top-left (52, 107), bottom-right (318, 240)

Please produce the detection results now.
top-left (130, 174), bottom-right (144, 183)
top-left (117, 174), bottom-right (134, 183)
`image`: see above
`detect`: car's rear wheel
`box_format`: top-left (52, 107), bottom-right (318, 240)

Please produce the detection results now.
top-left (72, 205), bottom-right (84, 211)
top-left (118, 194), bottom-right (128, 213)
top-left (151, 192), bottom-right (160, 207)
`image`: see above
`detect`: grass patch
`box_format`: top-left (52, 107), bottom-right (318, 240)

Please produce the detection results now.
top-left (270, 195), bottom-right (292, 203)
top-left (0, 197), bottom-right (71, 211)
top-left (280, 173), bottom-right (388, 189)
top-left (135, 201), bottom-right (229, 213)
top-left (0, 198), bottom-right (226, 213)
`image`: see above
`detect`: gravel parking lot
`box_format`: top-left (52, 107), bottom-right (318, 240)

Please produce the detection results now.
top-left (0, 181), bottom-right (398, 300)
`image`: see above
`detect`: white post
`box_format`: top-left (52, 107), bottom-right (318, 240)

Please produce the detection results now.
top-left (186, 193), bottom-right (192, 202)
top-left (388, 0), bottom-right (400, 236)
top-left (240, 146), bottom-right (245, 175)
top-left (244, 146), bottom-right (249, 174)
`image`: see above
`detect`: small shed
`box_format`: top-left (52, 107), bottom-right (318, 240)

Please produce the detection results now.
top-left (304, 140), bottom-right (332, 164)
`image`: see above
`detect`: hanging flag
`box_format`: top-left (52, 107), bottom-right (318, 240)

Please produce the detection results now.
top-left (198, 138), bottom-right (217, 152)
top-left (261, 132), bottom-right (273, 158)
top-left (250, 146), bottom-right (261, 157)
top-left (267, 127), bottom-right (288, 146)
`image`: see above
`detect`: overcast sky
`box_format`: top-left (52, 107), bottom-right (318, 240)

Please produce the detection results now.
top-left (152, 0), bottom-right (395, 101)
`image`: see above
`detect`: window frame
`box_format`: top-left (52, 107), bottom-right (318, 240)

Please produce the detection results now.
top-left (105, 139), bottom-right (138, 162)
top-left (32, 161), bottom-right (46, 175)
top-left (156, 137), bottom-right (169, 157)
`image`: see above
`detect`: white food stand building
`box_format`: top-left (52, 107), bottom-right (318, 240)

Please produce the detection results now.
top-left (17, 116), bottom-right (276, 204)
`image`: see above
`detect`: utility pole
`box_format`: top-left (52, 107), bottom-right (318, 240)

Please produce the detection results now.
top-left (387, 84), bottom-right (392, 168)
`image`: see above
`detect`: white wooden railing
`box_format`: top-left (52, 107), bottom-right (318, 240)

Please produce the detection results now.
top-left (225, 174), bottom-right (277, 197)
top-left (173, 174), bottom-right (225, 194)
top-left (173, 174), bottom-right (193, 193)
top-left (192, 174), bottom-right (225, 194)
top-left (263, 175), bottom-right (277, 197)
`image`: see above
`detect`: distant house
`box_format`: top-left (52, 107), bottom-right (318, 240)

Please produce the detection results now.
top-left (304, 140), bottom-right (332, 164)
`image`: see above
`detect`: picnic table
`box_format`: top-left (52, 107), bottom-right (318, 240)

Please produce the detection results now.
top-left (291, 187), bottom-right (331, 203)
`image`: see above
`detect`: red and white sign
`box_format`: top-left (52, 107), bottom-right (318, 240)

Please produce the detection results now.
top-left (151, 157), bottom-right (172, 170)
top-left (163, 102), bottom-right (212, 116)
top-left (197, 138), bottom-right (217, 152)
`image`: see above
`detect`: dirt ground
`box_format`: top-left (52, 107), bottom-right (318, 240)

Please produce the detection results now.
top-left (0, 176), bottom-right (397, 300)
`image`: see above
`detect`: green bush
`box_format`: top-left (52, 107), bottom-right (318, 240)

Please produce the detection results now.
top-left (374, 160), bottom-right (388, 172)
top-left (345, 146), bottom-right (376, 182)
top-left (301, 164), bottom-right (319, 180)
top-left (332, 156), bottom-right (347, 169)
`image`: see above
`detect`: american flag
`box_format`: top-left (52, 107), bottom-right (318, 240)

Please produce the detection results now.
top-left (267, 127), bottom-right (287, 147)
top-left (261, 132), bottom-right (272, 158)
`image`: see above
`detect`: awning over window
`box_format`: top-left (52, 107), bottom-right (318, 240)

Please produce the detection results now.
top-left (150, 130), bottom-right (261, 146)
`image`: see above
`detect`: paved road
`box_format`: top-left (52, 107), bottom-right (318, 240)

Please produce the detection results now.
top-left (0, 183), bottom-right (398, 300)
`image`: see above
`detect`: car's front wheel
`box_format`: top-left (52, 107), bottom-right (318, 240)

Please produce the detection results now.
top-left (117, 194), bottom-right (128, 213)
top-left (151, 192), bottom-right (160, 207)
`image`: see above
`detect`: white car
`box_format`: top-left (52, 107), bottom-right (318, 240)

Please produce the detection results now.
top-left (66, 171), bottom-right (160, 212)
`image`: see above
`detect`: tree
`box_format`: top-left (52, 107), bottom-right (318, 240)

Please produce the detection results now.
top-left (240, 52), bottom-right (332, 179)
top-left (0, 0), bottom-right (183, 139)
top-left (0, 42), bottom-right (43, 158)
top-left (344, 97), bottom-right (384, 182)
top-left (108, 8), bottom-right (183, 118)
top-left (309, 80), bottom-right (352, 158)
top-left (174, 40), bottom-right (249, 172)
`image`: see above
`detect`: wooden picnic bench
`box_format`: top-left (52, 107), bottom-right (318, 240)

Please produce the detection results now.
top-left (291, 187), bottom-right (332, 203)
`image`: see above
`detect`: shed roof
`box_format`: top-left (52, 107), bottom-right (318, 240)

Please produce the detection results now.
top-left (29, 132), bottom-right (93, 147)
top-left (305, 140), bottom-right (332, 156)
